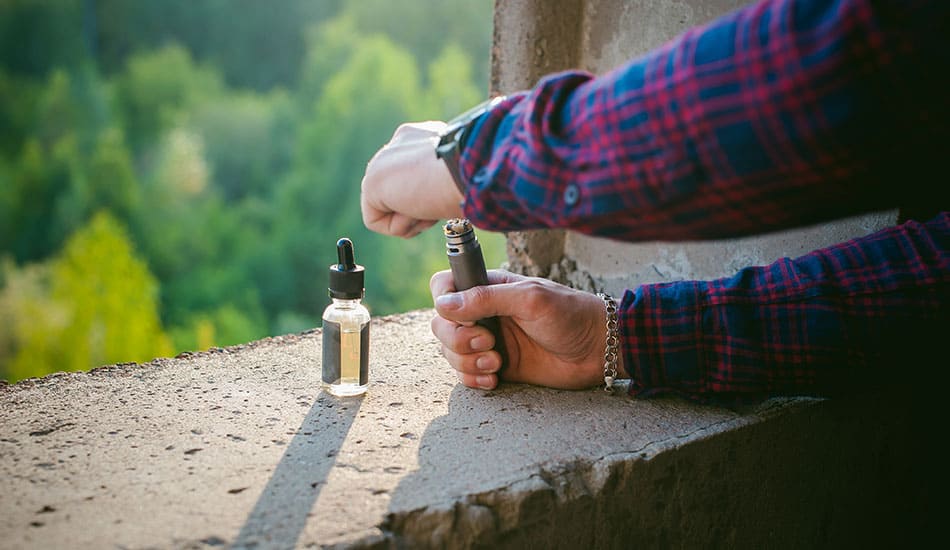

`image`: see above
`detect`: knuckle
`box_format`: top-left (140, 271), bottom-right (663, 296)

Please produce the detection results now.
top-left (466, 284), bottom-right (492, 305)
top-left (517, 279), bottom-right (549, 310)
top-left (429, 270), bottom-right (452, 295)
top-left (394, 122), bottom-right (417, 137)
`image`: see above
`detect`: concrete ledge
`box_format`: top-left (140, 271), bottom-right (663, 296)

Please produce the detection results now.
top-left (0, 310), bottom-right (931, 549)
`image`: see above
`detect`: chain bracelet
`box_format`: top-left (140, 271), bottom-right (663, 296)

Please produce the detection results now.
top-left (597, 292), bottom-right (619, 393)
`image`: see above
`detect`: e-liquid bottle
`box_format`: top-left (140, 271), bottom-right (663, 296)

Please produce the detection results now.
top-left (322, 238), bottom-right (370, 396)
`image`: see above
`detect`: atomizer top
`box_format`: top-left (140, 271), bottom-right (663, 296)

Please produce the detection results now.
top-left (443, 218), bottom-right (473, 237)
top-left (328, 237), bottom-right (365, 300)
top-left (443, 218), bottom-right (478, 248)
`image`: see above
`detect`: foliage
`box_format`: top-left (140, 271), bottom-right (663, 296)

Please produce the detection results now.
top-left (0, 0), bottom-right (499, 382)
top-left (0, 212), bottom-right (173, 381)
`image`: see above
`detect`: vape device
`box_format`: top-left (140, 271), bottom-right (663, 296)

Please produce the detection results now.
top-left (443, 218), bottom-right (507, 371)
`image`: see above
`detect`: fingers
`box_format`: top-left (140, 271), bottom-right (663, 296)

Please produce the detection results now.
top-left (386, 213), bottom-right (418, 238)
top-left (455, 371), bottom-right (499, 391)
top-left (360, 121), bottom-right (463, 237)
top-left (440, 339), bottom-right (502, 390)
top-left (433, 276), bottom-right (542, 324)
top-left (429, 270), bottom-right (456, 297)
top-left (429, 269), bottom-right (524, 300)
top-left (387, 214), bottom-right (437, 239)
top-left (429, 269), bottom-right (531, 391)
top-left (439, 344), bottom-right (502, 375)
top-left (431, 315), bottom-right (502, 390)
top-left (431, 315), bottom-right (496, 355)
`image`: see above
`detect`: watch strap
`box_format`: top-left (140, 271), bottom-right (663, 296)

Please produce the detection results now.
top-left (440, 138), bottom-right (467, 196)
top-left (436, 96), bottom-right (506, 197)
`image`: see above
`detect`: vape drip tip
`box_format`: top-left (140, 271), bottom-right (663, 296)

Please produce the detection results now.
top-left (444, 218), bottom-right (473, 238)
top-left (443, 218), bottom-right (476, 251)
top-left (443, 218), bottom-right (488, 290)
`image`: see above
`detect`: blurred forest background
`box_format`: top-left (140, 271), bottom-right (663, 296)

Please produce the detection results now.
top-left (0, 0), bottom-right (504, 382)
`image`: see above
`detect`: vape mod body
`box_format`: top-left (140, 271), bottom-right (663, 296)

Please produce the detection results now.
top-left (443, 219), bottom-right (508, 371)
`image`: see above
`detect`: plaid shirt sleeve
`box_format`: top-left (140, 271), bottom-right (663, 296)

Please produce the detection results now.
top-left (455, 0), bottom-right (949, 400)
top-left (459, 0), bottom-right (946, 238)
top-left (623, 212), bottom-right (950, 402)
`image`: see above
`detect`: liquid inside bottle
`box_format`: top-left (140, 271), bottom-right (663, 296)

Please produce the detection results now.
top-left (323, 237), bottom-right (370, 397)
top-left (339, 326), bottom-right (362, 385)
top-left (322, 299), bottom-right (370, 396)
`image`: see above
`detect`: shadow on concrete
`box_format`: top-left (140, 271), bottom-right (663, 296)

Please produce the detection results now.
top-left (232, 390), bottom-right (363, 549)
top-left (382, 382), bottom-right (635, 547)
top-left (384, 382), bottom-right (940, 549)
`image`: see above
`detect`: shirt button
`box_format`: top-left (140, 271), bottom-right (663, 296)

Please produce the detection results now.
top-left (563, 184), bottom-right (579, 206)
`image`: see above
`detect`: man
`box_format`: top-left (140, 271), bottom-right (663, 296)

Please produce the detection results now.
top-left (359, 0), bottom-right (948, 402)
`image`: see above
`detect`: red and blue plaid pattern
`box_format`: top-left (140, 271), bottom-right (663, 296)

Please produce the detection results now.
top-left (457, 0), bottom-right (949, 400)
top-left (624, 213), bottom-right (949, 402)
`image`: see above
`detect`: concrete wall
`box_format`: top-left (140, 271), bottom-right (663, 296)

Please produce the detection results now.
top-left (491, 0), bottom-right (897, 291)
top-left (1, 311), bottom-right (935, 548)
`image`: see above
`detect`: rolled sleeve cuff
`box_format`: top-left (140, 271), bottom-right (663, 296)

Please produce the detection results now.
top-left (620, 281), bottom-right (710, 401)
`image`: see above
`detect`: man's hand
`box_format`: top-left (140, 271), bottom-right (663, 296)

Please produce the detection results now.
top-left (430, 269), bottom-right (622, 390)
top-left (361, 121), bottom-right (464, 238)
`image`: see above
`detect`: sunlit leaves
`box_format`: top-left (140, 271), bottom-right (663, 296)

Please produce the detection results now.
top-left (0, 0), bottom-right (496, 381)
top-left (0, 212), bottom-right (173, 381)
top-left (154, 128), bottom-right (210, 197)
top-left (424, 44), bottom-right (483, 120)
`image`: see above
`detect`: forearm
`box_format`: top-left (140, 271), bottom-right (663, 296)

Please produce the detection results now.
top-left (620, 212), bottom-right (950, 402)
top-left (459, 0), bottom-right (947, 240)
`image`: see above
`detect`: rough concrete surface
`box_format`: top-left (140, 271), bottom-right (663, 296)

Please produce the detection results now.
top-left (0, 310), bottom-right (932, 549)
top-left (563, 211), bottom-right (898, 296)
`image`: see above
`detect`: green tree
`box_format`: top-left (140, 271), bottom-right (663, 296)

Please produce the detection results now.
top-left (189, 90), bottom-right (293, 202)
top-left (339, 0), bottom-right (492, 92)
top-left (0, 137), bottom-right (75, 261)
top-left (168, 303), bottom-right (267, 353)
top-left (0, 68), bottom-right (41, 156)
top-left (52, 126), bottom-right (142, 244)
top-left (0, 0), bottom-right (86, 78)
top-left (93, 0), bottom-right (343, 90)
top-left (113, 44), bottom-right (222, 153)
top-left (1, 212), bottom-right (172, 382)
top-left (1, 0), bottom-right (498, 372)
top-left (0, 66), bottom-right (116, 262)
top-left (422, 44), bottom-right (483, 120)
top-left (33, 66), bottom-right (108, 154)
top-left (272, 33), bottom-right (425, 317)
top-left (0, 258), bottom-right (61, 382)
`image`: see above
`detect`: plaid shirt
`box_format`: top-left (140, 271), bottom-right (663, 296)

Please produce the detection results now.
top-left (457, 0), bottom-right (949, 401)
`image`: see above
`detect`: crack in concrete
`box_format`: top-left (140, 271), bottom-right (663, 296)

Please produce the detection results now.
top-left (600, 416), bottom-right (748, 463)
top-left (28, 423), bottom-right (75, 437)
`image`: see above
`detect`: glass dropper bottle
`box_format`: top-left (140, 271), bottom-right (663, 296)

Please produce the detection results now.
top-left (322, 238), bottom-right (370, 396)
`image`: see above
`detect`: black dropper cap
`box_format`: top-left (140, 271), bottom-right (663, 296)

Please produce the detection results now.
top-left (328, 238), bottom-right (365, 299)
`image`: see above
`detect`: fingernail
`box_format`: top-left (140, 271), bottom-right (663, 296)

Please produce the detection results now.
top-left (436, 293), bottom-right (462, 310)
top-left (475, 375), bottom-right (494, 389)
top-left (470, 336), bottom-right (491, 352)
top-left (475, 355), bottom-right (495, 371)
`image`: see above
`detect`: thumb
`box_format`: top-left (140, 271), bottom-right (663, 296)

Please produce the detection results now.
top-left (435, 282), bottom-right (525, 323)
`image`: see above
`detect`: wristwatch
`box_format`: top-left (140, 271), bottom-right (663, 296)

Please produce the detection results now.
top-left (436, 95), bottom-right (506, 194)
